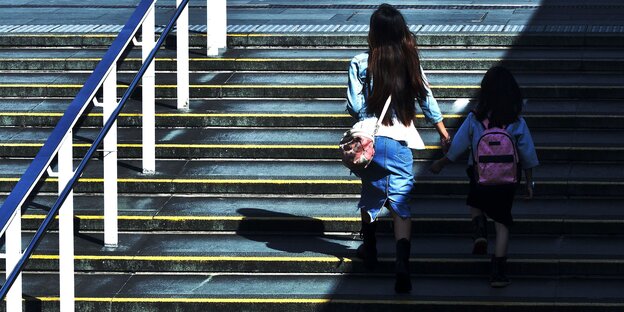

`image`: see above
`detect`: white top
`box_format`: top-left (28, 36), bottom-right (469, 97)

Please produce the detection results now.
top-left (352, 117), bottom-right (426, 150)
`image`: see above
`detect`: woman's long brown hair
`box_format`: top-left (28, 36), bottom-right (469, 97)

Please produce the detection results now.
top-left (365, 3), bottom-right (427, 126)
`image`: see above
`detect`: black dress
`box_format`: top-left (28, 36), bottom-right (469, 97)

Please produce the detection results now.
top-left (466, 166), bottom-right (518, 227)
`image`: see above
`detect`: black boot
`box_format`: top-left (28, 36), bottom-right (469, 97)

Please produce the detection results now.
top-left (490, 256), bottom-right (511, 288)
top-left (472, 214), bottom-right (488, 255)
top-left (394, 238), bottom-right (412, 293)
top-left (356, 221), bottom-right (378, 270)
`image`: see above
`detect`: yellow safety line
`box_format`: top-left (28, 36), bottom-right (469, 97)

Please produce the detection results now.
top-left (31, 297), bottom-right (624, 306)
top-left (0, 177), bottom-right (620, 185)
top-left (0, 34), bottom-right (115, 38)
top-left (31, 254), bottom-right (352, 262)
top-left (22, 215), bottom-right (360, 222)
top-left (4, 143), bottom-right (620, 151)
top-left (1, 177), bottom-right (622, 186)
top-left (2, 57), bottom-right (563, 62)
top-left (2, 83), bottom-right (620, 89)
top-left (0, 112), bottom-right (464, 118)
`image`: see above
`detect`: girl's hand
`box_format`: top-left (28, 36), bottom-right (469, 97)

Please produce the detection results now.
top-left (429, 160), bottom-right (444, 174)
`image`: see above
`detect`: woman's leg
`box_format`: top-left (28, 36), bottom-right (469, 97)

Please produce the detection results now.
top-left (357, 208), bottom-right (378, 270)
top-left (391, 206), bottom-right (411, 241)
top-left (390, 206), bottom-right (412, 293)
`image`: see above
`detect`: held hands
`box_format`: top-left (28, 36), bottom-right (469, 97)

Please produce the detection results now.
top-left (430, 134), bottom-right (451, 174)
top-left (429, 157), bottom-right (450, 174)
top-left (440, 135), bottom-right (451, 154)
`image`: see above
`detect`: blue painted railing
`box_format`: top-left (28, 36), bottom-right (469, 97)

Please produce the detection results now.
top-left (0, 0), bottom-right (191, 299)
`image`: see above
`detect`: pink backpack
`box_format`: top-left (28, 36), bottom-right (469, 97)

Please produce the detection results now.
top-left (473, 119), bottom-right (519, 185)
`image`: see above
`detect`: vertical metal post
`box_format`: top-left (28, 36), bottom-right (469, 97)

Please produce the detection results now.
top-left (5, 210), bottom-right (22, 312)
top-left (177, 0), bottom-right (189, 110)
top-left (103, 66), bottom-right (118, 247)
top-left (207, 0), bottom-right (227, 56)
top-left (142, 3), bottom-right (156, 173)
top-left (58, 130), bottom-right (75, 312)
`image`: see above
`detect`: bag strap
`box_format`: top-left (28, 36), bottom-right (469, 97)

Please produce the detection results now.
top-left (373, 95), bottom-right (392, 137)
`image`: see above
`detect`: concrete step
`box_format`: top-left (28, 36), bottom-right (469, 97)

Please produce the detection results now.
top-left (0, 127), bottom-right (622, 161)
top-left (1, 71), bottom-right (624, 99)
top-left (6, 195), bottom-right (624, 235)
top-left (3, 47), bottom-right (624, 72)
top-left (8, 272), bottom-right (624, 312)
top-left (5, 232), bottom-right (624, 276)
top-left (1, 99), bottom-right (622, 129)
top-left (2, 32), bottom-right (624, 48)
top-left (1, 160), bottom-right (623, 196)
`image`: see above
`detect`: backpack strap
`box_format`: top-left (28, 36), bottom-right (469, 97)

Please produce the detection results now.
top-left (372, 96), bottom-right (392, 137)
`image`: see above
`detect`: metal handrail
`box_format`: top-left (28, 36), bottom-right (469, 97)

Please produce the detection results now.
top-left (0, 0), bottom-right (191, 299)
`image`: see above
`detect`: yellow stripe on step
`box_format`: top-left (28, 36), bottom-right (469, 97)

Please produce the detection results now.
top-left (31, 297), bottom-right (624, 306)
top-left (31, 255), bottom-right (352, 262)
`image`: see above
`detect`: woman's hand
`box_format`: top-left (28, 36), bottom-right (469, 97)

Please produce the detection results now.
top-left (434, 121), bottom-right (451, 154)
top-left (440, 135), bottom-right (451, 154)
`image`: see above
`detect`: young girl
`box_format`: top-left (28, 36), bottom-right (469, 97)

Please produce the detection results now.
top-left (430, 66), bottom-right (538, 288)
top-left (347, 3), bottom-right (451, 293)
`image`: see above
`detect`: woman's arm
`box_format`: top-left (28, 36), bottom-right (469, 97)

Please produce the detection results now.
top-left (418, 70), bottom-right (450, 149)
top-left (347, 56), bottom-right (366, 120)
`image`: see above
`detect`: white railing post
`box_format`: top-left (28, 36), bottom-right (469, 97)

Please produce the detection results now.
top-left (207, 0), bottom-right (227, 56)
top-left (103, 66), bottom-right (118, 247)
top-left (58, 130), bottom-right (75, 312)
top-left (177, 0), bottom-right (190, 110)
top-left (5, 210), bottom-right (22, 312)
top-left (142, 2), bottom-right (156, 173)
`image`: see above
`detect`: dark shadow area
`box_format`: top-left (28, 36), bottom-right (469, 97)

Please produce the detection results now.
top-left (236, 208), bottom-right (355, 258)
top-left (22, 295), bottom-right (42, 312)
top-left (116, 160), bottom-right (143, 173)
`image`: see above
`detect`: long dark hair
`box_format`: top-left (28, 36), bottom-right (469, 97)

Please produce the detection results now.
top-left (474, 66), bottom-right (523, 128)
top-left (365, 3), bottom-right (427, 126)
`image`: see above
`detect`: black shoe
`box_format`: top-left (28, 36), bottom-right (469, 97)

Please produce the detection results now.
top-left (356, 221), bottom-right (377, 270)
top-left (490, 256), bottom-right (511, 288)
top-left (472, 215), bottom-right (488, 255)
top-left (394, 238), bottom-right (412, 293)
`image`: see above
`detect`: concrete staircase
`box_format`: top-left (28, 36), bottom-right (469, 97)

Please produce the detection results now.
top-left (2, 4), bottom-right (624, 311)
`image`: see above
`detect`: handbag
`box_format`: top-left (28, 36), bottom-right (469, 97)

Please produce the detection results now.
top-left (339, 96), bottom-right (392, 170)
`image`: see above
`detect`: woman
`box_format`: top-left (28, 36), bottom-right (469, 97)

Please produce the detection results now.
top-left (347, 3), bottom-right (450, 293)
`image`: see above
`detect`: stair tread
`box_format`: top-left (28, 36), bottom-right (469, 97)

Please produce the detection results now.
top-left (2, 195), bottom-right (622, 221)
top-left (1, 127), bottom-right (622, 148)
top-left (17, 272), bottom-right (624, 303)
top-left (3, 47), bottom-right (624, 61)
top-left (26, 232), bottom-right (624, 259)
top-left (1, 98), bottom-right (624, 116)
top-left (2, 72), bottom-right (624, 86)
top-left (1, 159), bottom-right (623, 182)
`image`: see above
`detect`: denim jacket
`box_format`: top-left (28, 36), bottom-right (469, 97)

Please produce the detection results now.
top-left (346, 52), bottom-right (444, 124)
top-left (446, 112), bottom-right (540, 169)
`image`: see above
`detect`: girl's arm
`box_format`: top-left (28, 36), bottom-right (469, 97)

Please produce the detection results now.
top-left (430, 115), bottom-right (473, 174)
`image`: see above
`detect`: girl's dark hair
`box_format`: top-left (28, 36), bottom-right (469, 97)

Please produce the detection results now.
top-left (365, 3), bottom-right (427, 126)
top-left (474, 66), bottom-right (523, 127)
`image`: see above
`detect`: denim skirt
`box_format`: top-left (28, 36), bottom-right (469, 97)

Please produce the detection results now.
top-left (354, 136), bottom-right (414, 221)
